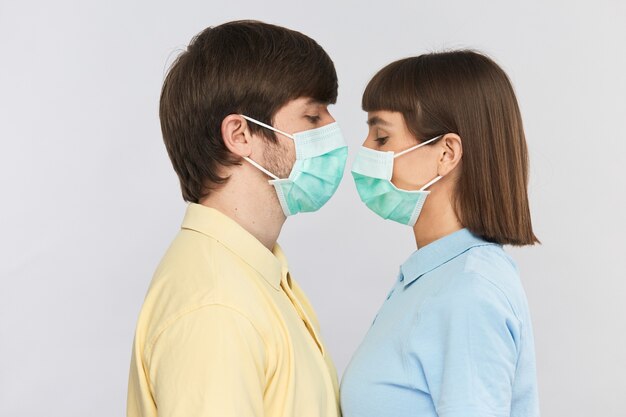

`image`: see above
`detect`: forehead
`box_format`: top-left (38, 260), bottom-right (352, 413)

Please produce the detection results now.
top-left (285, 97), bottom-right (328, 109)
top-left (273, 97), bottom-right (328, 120)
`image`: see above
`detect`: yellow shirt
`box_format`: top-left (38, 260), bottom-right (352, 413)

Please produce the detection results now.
top-left (127, 203), bottom-right (340, 417)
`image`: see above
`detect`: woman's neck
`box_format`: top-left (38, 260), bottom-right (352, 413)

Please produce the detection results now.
top-left (412, 191), bottom-right (463, 249)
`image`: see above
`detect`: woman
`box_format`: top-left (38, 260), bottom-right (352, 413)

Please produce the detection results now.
top-left (341, 50), bottom-right (540, 417)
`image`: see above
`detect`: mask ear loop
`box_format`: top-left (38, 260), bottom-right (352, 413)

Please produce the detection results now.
top-left (240, 115), bottom-right (295, 140)
top-left (393, 135), bottom-right (443, 159)
top-left (242, 156), bottom-right (280, 180)
top-left (419, 175), bottom-right (444, 191)
top-left (239, 115), bottom-right (293, 181)
top-left (391, 134), bottom-right (445, 191)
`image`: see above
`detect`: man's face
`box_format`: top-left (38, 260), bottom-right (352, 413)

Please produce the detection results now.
top-left (262, 97), bottom-right (336, 179)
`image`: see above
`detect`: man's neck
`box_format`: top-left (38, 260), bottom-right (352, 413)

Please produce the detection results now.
top-left (200, 171), bottom-right (286, 251)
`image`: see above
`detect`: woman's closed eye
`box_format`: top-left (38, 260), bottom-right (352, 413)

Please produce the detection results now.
top-left (375, 136), bottom-right (389, 146)
top-left (305, 115), bottom-right (321, 123)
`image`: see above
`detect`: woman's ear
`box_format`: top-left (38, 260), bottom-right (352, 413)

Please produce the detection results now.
top-left (221, 114), bottom-right (253, 158)
top-left (437, 133), bottom-right (463, 176)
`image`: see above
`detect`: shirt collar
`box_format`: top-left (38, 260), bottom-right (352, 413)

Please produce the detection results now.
top-left (400, 228), bottom-right (497, 287)
top-left (181, 203), bottom-right (286, 290)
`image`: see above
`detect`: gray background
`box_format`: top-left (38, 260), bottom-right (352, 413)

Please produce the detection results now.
top-left (1, 0), bottom-right (625, 416)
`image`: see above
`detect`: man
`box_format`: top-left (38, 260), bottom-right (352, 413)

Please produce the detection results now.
top-left (127, 20), bottom-right (347, 417)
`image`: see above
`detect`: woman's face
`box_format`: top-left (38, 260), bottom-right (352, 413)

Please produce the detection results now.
top-left (364, 110), bottom-right (442, 191)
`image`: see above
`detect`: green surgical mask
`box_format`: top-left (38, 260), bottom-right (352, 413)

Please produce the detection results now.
top-left (242, 115), bottom-right (348, 217)
top-left (351, 135), bottom-right (443, 226)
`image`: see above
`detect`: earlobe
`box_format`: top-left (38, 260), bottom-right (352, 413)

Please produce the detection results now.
top-left (438, 133), bottom-right (463, 175)
top-left (221, 114), bottom-right (252, 158)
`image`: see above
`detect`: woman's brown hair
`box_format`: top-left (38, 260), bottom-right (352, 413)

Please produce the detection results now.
top-left (363, 50), bottom-right (538, 246)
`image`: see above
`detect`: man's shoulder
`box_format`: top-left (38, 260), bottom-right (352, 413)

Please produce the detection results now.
top-left (135, 229), bottom-right (273, 349)
top-left (153, 227), bottom-right (265, 290)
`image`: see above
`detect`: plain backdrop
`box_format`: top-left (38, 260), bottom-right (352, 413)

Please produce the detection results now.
top-left (1, 0), bottom-right (625, 416)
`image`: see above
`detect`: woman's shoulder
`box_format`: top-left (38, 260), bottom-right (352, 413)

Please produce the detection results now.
top-left (464, 244), bottom-right (520, 283)
top-left (424, 244), bottom-right (528, 321)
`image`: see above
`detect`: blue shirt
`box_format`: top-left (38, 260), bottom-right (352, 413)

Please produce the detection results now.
top-left (340, 229), bottom-right (539, 417)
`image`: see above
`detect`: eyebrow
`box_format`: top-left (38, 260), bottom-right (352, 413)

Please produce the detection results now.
top-left (367, 116), bottom-right (390, 127)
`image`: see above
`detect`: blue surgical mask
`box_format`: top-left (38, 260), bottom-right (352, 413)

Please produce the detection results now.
top-left (351, 135), bottom-right (443, 226)
top-left (241, 115), bottom-right (348, 217)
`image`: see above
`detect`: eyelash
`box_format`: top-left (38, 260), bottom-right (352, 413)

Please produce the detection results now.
top-left (306, 115), bottom-right (321, 123)
top-left (375, 136), bottom-right (389, 145)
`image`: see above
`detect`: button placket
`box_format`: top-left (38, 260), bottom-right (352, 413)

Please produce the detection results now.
top-left (280, 273), bottom-right (325, 355)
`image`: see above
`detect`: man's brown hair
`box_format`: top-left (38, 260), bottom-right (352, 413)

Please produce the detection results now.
top-left (160, 20), bottom-right (338, 203)
top-left (363, 50), bottom-right (539, 246)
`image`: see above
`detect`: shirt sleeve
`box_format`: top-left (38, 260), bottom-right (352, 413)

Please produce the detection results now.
top-left (409, 273), bottom-right (521, 417)
top-left (147, 304), bottom-right (266, 417)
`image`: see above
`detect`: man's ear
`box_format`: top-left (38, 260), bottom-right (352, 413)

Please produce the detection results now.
top-left (221, 114), bottom-right (252, 158)
top-left (437, 133), bottom-right (463, 176)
